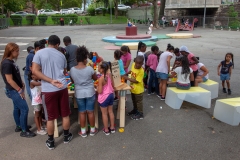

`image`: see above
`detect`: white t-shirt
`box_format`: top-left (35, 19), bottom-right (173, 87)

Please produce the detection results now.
top-left (156, 51), bottom-right (173, 74)
top-left (172, 20), bottom-right (176, 24)
top-left (149, 24), bottom-right (153, 30)
top-left (174, 67), bottom-right (193, 84)
top-left (30, 80), bottom-right (42, 105)
top-left (197, 63), bottom-right (209, 79)
top-left (137, 51), bottom-right (145, 68)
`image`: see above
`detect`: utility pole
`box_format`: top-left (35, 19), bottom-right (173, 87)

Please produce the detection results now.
top-left (203, 0), bottom-right (206, 28)
top-left (110, 1), bottom-right (112, 24)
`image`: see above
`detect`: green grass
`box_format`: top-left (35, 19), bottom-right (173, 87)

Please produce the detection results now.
top-left (9, 14), bottom-right (127, 26)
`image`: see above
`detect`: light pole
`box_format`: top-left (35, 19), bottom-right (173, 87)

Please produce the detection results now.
top-left (110, 0), bottom-right (112, 24)
top-left (203, 0), bottom-right (206, 28)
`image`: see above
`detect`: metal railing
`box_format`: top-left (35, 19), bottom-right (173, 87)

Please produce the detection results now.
top-left (0, 18), bottom-right (9, 29)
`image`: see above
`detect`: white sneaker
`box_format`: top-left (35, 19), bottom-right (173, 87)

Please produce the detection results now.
top-left (41, 126), bottom-right (47, 131)
top-left (37, 129), bottom-right (47, 135)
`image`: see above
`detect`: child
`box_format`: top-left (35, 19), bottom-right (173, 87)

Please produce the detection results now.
top-left (146, 21), bottom-right (153, 35)
top-left (89, 52), bottom-right (103, 64)
top-left (70, 46), bottom-right (98, 137)
top-left (136, 41), bottom-right (147, 69)
top-left (172, 48), bottom-right (183, 70)
top-left (156, 44), bottom-right (174, 100)
top-left (217, 53), bottom-right (234, 95)
top-left (169, 56), bottom-right (194, 90)
top-left (97, 61), bottom-right (115, 135)
top-left (114, 50), bottom-right (126, 100)
top-left (120, 45), bottom-right (131, 73)
top-left (179, 45), bottom-right (199, 86)
top-left (146, 46), bottom-right (159, 95)
top-left (29, 72), bottom-right (47, 135)
top-left (124, 56), bottom-right (145, 120)
top-left (195, 62), bottom-right (209, 86)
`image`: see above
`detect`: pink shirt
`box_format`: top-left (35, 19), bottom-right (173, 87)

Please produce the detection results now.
top-left (146, 54), bottom-right (158, 71)
top-left (188, 53), bottom-right (198, 71)
top-left (98, 74), bottom-right (114, 104)
top-left (121, 52), bottom-right (131, 72)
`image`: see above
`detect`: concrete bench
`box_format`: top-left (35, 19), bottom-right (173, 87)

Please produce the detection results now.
top-left (213, 97), bottom-right (240, 126)
top-left (198, 79), bottom-right (219, 99)
top-left (165, 87), bottom-right (211, 109)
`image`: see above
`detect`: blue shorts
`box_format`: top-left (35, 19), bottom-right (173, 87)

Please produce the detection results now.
top-left (220, 73), bottom-right (230, 81)
top-left (202, 77), bottom-right (208, 82)
top-left (76, 94), bottom-right (96, 112)
top-left (176, 82), bottom-right (191, 90)
top-left (99, 93), bottom-right (114, 107)
top-left (156, 72), bottom-right (168, 80)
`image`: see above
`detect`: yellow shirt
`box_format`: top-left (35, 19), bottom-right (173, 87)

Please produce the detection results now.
top-left (87, 59), bottom-right (93, 67)
top-left (130, 63), bottom-right (144, 94)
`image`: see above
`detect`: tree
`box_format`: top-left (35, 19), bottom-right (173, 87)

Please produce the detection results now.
top-left (152, 0), bottom-right (159, 28)
top-left (159, 0), bottom-right (166, 18)
top-left (113, 0), bottom-right (118, 18)
top-left (0, 0), bottom-right (28, 15)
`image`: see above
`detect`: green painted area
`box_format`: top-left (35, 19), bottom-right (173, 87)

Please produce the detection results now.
top-left (115, 41), bottom-right (156, 46)
top-left (154, 34), bottom-right (171, 39)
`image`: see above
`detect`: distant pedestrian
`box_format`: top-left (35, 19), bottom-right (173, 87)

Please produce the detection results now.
top-left (172, 18), bottom-right (176, 27)
top-left (80, 18), bottom-right (83, 25)
top-left (162, 16), bottom-right (166, 28)
top-left (60, 17), bottom-right (64, 26)
top-left (146, 21), bottom-right (153, 35)
top-left (194, 17), bottom-right (199, 28)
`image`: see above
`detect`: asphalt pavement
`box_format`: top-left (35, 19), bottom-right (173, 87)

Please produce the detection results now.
top-left (0, 24), bottom-right (239, 160)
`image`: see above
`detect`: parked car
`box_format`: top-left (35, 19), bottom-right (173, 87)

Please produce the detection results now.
top-left (95, 7), bottom-right (107, 11)
top-left (60, 9), bottom-right (69, 15)
top-left (11, 11), bottom-right (29, 17)
top-left (68, 7), bottom-right (83, 14)
top-left (117, 4), bottom-right (131, 10)
top-left (38, 9), bottom-right (60, 16)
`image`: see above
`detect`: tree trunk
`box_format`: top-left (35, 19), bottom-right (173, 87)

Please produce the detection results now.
top-left (83, 0), bottom-right (86, 11)
top-left (153, 0), bottom-right (159, 28)
top-left (159, 0), bottom-right (166, 18)
top-left (114, 0), bottom-right (118, 19)
top-left (1, 2), bottom-right (4, 14)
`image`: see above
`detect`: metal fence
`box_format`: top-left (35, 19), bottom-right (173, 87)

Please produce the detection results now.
top-left (129, 15), bottom-right (240, 30)
top-left (0, 18), bottom-right (9, 29)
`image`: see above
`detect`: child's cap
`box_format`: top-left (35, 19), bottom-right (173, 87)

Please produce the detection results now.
top-left (179, 46), bottom-right (189, 52)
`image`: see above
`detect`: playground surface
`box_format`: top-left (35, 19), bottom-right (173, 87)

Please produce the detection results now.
top-left (0, 25), bottom-right (240, 160)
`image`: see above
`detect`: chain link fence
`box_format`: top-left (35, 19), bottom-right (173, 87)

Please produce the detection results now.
top-left (0, 18), bottom-right (9, 29)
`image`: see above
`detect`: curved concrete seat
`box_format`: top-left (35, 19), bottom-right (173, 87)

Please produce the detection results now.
top-left (166, 33), bottom-right (193, 39)
top-left (199, 79), bottom-right (219, 99)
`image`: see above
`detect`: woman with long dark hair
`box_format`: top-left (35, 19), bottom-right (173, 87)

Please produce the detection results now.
top-left (1, 43), bottom-right (36, 138)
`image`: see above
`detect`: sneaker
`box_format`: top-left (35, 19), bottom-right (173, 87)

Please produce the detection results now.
top-left (15, 126), bottom-right (22, 132)
top-left (148, 93), bottom-right (151, 96)
top-left (127, 109), bottom-right (137, 116)
top-left (41, 126), bottom-right (47, 131)
top-left (15, 125), bottom-right (32, 132)
top-left (161, 96), bottom-right (165, 100)
top-left (37, 129), bottom-right (47, 135)
top-left (228, 89), bottom-right (231, 95)
top-left (151, 92), bottom-right (155, 95)
top-left (223, 88), bottom-right (227, 93)
top-left (46, 139), bottom-right (55, 150)
top-left (157, 94), bottom-right (162, 98)
top-left (63, 133), bottom-right (73, 144)
top-left (131, 112), bottom-right (144, 120)
top-left (20, 130), bottom-right (36, 138)
top-left (90, 128), bottom-right (98, 136)
top-left (78, 131), bottom-right (87, 138)
top-left (102, 128), bottom-right (110, 135)
top-left (108, 127), bottom-right (115, 134)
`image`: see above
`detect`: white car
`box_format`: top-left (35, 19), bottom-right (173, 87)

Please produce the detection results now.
top-left (39, 9), bottom-right (60, 15)
top-left (60, 9), bottom-right (69, 15)
top-left (68, 7), bottom-right (83, 14)
top-left (117, 4), bottom-right (131, 10)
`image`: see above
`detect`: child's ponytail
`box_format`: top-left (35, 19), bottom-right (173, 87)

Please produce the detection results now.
top-left (136, 41), bottom-right (143, 57)
top-left (100, 61), bottom-right (109, 81)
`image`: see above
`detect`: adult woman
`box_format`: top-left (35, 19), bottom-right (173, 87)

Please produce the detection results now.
top-left (156, 44), bottom-right (174, 100)
top-left (1, 43), bottom-right (36, 138)
top-left (179, 46), bottom-right (199, 86)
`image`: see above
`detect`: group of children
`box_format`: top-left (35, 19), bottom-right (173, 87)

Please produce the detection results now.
top-left (25, 39), bottom-right (234, 137)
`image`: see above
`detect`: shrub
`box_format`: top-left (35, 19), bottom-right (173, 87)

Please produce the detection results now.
top-left (0, 14), bottom-right (6, 18)
top-left (51, 14), bottom-right (62, 24)
top-left (10, 15), bottom-right (22, 26)
top-left (51, 14), bottom-right (78, 25)
top-left (87, 7), bottom-right (95, 16)
top-left (26, 14), bottom-right (36, 25)
top-left (38, 14), bottom-right (48, 25)
top-left (102, 8), bottom-right (107, 16)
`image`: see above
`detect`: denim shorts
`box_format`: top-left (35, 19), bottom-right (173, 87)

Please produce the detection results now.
top-left (176, 82), bottom-right (191, 90)
top-left (156, 72), bottom-right (169, 80)
top-left (76, 94), bottom-right (96, 112)
top-left (202, 77), bottom-right (208, 82)
top-left (220, 73), bottom-right (230, 81)
top-left (99, 93), bottom-right (114, 107)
